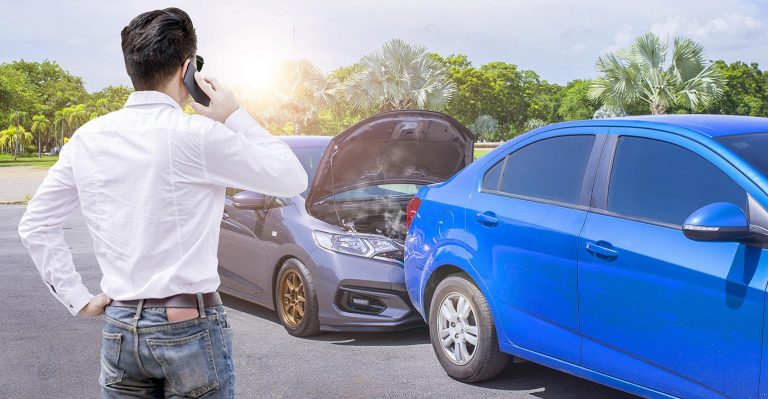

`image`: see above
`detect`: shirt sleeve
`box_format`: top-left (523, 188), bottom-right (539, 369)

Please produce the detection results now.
top-left (18, 140), bottom-right (93, 316)
top-left (201, 108), bottom-right (309, 197)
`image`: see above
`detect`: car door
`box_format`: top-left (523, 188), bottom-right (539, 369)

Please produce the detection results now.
top-left (579, 128), bottom-right (768, 399)
top-left (465, 129), bottom-right (607, 364)
top-left (217, 189), bottom-right (271, 301)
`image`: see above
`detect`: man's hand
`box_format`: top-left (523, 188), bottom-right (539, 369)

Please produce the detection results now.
top-left (78, 293), bottom-right (112, 317)
top-left (189, 72), bottom-right (240, 123)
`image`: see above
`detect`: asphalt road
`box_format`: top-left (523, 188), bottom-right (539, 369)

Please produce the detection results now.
top-left (0, 205), bottom-right (636, 399)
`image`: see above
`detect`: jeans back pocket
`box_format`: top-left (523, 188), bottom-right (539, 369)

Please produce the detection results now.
top-left (147, 329), bottom-right (220, 397)
top-left (100, 331), bottom-right (125, 386)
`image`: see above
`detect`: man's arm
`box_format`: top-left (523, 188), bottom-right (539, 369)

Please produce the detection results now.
top-left (17, 139), bottom-right (97, 316)
top-left (190, 73), bottom-right (308, 196)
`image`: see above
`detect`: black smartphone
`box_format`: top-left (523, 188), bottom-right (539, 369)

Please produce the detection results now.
top-left (183, 62), bottom-right (210, 107)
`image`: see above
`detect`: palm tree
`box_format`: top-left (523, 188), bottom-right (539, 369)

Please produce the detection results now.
top-left (344, 39), bottom-right (455, 112)
top-left (30, 114), bottom-right (51, 158)
top-left (64, 104), bottom-right (88, 132)
top-left (268, 60), bottom-right (336, 135)
top-left (6, 111), bottom-right (30, 157)
top-left (53, 109), bottom-right (67, 153)
top-left (0, 126), bottom-right (34, 161)
top-left (589, 32), bottom-right (725, 115)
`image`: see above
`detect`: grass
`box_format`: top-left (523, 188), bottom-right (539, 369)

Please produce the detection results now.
top-left (0, 154), bottom-right (58, 168)
top-left (0, 151), bottom-right (491, 168)
top-left (474, 149), bottom-right (490, 159)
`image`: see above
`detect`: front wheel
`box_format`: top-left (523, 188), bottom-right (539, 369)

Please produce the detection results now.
top-left (428, 274), bottom-right (508, 382)
top-left (275, 258), bottom-right (321, 337)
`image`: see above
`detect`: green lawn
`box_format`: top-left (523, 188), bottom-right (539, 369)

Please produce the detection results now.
top-left (1, 151), bottom-right (490, 168)
top-left (474, 149), bottom-right (490, 159)
top-left (0, 154), bottom-right (58, 168)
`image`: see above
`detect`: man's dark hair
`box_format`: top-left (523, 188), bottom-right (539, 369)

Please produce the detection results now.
top-left (121, 8), bottom-right (197, 90)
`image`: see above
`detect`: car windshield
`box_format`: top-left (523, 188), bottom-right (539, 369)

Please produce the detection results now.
top-left (716, 133), bottom-right (768, 177)
top-left (290, 145), bottom-right (327, 198)
top-left (330, 184), bottom-right (422, 201)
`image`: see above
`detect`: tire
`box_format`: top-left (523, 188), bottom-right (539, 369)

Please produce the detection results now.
top-left (428, 274), bottom-right (508, 382)
top-left (274, 258), bottom-right (321, 337)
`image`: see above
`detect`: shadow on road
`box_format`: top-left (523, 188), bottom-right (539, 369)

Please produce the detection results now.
top-left (222, 293), bottom-right (282, 324)
top-left (222, 293), bottom-right (430, 346)
top-left (473, 360), bottom-right (638, 398)
top-left (222, 294), bottom-right (636, 398)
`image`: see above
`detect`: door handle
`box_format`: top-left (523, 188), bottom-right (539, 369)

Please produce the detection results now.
top-left (476, 212), bottom-right (499, 227)
top-left (223, 211), bottom-right (230, 219)
top-left (585, 241), bottom-right (618, 260)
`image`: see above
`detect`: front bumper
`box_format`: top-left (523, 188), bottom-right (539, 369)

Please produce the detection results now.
top-left (307, 246), bottom-right (424, 332)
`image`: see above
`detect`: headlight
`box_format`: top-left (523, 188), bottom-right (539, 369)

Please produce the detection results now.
top-left (313, 230), bottom-right (403, 262)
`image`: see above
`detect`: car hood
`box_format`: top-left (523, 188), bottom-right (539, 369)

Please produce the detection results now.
top-left (306, 110), bottom-right (474, 212)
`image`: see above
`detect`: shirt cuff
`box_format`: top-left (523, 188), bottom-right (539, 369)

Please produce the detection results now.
top-left (64, 284), bottom-right (95, 316)
top-left (224, 108), bottom-right (266, 136)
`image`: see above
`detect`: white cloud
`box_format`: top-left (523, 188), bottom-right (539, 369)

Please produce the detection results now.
top-left (651, 14), bottom-right (767, 42)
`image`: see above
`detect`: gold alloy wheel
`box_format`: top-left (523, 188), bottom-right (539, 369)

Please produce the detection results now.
top-left (278, 270), bottom-right (306, 328)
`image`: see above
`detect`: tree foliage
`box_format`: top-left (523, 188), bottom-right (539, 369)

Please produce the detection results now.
top-left (590, 32), bottom-right (725, 114)
top-left (705, 61), bottom-right (768, 116)
top-left (344, 39), bottom-right (455, 112)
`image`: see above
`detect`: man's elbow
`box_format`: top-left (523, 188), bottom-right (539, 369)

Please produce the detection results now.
top-left (17, 213), bottom-right (33, 248)
top-left (278, 163), bottom-right (308, 197)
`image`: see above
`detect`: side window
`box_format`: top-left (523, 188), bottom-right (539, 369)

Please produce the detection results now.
top-left (607, 136), bottom-right (746, 226)
top-left (498, 135), bottom-right (595, 205)
top-left (482, 159), bottom-right (504, 191)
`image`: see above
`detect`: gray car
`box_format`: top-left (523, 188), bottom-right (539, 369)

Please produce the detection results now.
top-left (217, 110), bottom-right (474, 336)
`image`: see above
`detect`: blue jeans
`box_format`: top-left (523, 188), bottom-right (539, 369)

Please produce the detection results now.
top-left (100, 304), bottom-right (235, 398)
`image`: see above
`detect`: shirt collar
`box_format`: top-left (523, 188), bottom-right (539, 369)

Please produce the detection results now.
top-left (124, 91), bottom-right (182, 110)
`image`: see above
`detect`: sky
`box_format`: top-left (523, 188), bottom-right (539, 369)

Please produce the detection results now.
top-left (1, 0), bottom-right (767, 92)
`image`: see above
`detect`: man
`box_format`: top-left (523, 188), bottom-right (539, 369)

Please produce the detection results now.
top-left (18, 8), bottom-right (308, 398)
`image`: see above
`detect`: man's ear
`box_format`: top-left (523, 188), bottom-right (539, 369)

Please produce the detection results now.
top-left (181, 58), bottom-right (191, 81)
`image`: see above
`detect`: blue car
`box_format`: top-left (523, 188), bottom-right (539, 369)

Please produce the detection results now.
top-left (404, 115), bottom-right (768, 399)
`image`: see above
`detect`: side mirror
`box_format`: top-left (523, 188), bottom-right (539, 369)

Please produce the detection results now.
top-left (683, 202), bottom-right (755, 242)
top-left (232, 191), bottom-right (266, 210)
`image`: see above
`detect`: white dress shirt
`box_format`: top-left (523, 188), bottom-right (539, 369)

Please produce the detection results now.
top-left (18, 91), bottom-right (308, 315)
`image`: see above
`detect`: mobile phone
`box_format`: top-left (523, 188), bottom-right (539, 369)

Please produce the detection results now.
top-left (183, 62), bottom-right (210, 107)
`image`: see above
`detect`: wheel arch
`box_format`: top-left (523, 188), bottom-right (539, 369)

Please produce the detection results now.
top-left (422, 246), bottom-right (500, 329)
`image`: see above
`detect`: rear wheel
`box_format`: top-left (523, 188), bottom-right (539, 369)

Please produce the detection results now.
top-left (275, 258), bottom-right (320, 337)
top-left (429, 274), bottom-right (508, 382)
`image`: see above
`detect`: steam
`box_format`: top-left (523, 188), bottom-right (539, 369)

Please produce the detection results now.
top-left (333, 197), bottom-right (408, 241)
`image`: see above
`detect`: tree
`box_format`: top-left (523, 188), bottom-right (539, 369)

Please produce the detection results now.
top-left (558, 80), bottom-right (601, 120)
top-left (265, 60), bottom-right (336, 135)
top-left (436, 54), bottom-right (560, 137)
top-left (9, 60), bottom-right (88, 118)
top-left (589, 32), bottom-right (725, 114)
top-left (593, 105), bottom-right (626, 119)
top-left (344, 39), bottom-right (455, 112)
top-left (53, 109), bottom-right (67, 153)
top-left (30, 114), bottom-right (51, 158)
top-left (311, 65), bottom-right (368, 135)
top-left (0, 64), bottom-right (37, 125)
top-left (469, 115), bottom-right (500, 142)
top-left (64, 104), bottom-right (88, 133)
top-left (0, 126), bottom-right (33, 160)
top-left (706, 61), bottom-right (768, 116)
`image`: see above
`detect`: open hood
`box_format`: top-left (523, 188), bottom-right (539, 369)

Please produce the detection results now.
top-left (306, 110), bottom-right (474, 212)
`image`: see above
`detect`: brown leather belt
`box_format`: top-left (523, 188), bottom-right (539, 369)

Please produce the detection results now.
top-left (110, 292), bottom-right (222, 308)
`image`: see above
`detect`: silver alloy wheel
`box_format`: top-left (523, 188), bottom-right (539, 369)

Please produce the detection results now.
top-left (437, 292), bottom-right (479, 365)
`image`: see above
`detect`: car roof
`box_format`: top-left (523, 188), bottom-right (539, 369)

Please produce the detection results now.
top-left (545, 115), bottom-right (768, 138)
top-left (278, 135), bottom-right (332, 148)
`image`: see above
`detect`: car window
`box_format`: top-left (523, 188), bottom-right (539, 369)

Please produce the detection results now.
top-left (716, 133), bottom-right (768, 177)
top-left (607, 136), bottom-right (746, 226)
top-left (332, 184), bottom-right (422, 201)
top-left (498, 135), bottom-right (595, 205)
top-left (291, 146), bottom-right (327, 197)
top-left (482, 159), bottom-right (504, 191)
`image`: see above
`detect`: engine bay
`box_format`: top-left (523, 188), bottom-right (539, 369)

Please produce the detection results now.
top-left (312, 198), bottom-right (410, 242)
